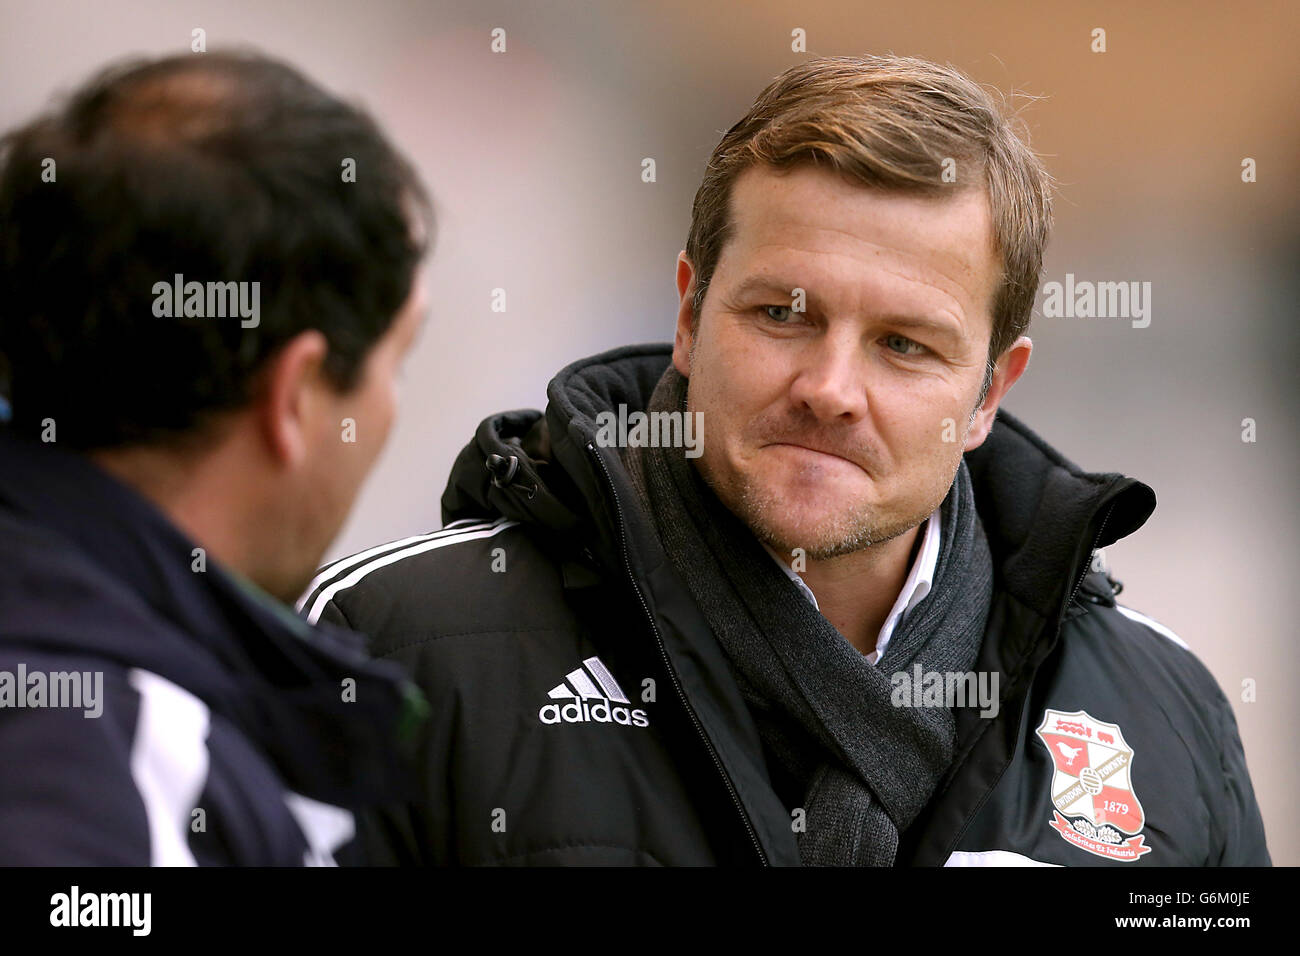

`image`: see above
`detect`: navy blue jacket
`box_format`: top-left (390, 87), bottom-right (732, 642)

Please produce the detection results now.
top-left (0, 430), bottom-right (426, 865)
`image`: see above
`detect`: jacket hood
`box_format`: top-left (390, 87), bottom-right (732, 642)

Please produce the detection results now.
top-left (441, 344), bottom-right (674, 535)
top-left (443, 343), bottom-right (1157, 619)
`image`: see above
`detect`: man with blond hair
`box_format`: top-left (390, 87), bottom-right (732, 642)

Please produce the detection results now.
top-left (306, 54), bottom-right (1269, 866)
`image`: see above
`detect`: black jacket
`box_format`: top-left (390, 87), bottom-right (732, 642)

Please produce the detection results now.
top-left (309, 344), bottom-right (1271, 866)
top-left (0, 430), bottom-right (426, 865)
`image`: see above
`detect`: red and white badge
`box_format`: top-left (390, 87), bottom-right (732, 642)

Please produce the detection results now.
top-left (1035, 708), bottom-right (1152, 861)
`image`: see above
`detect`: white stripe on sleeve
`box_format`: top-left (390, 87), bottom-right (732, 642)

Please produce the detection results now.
top-left (1115, 605), bottom-right (1191, 650)
top-left (303, 518), bottom-right (517, 624)
top-left (295, 521), bottom-right (495, 613)
top-left (127, 669), bottom-right (211, 867)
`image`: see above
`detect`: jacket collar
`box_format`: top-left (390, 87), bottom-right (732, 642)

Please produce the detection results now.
top-left (965, 409), bottom-right (1155, 621)
top-left (0, 429), bottom-right (427, 807)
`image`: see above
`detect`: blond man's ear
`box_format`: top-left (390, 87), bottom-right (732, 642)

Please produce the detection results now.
top-left (672, 252), bottom-right (698, 380)
top-left (964, 336), bottom-right (1032, 452)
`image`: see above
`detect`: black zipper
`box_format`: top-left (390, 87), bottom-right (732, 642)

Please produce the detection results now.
top-left (586, 441), bottom-right (769, 865)
top-left (1066, 499), bottom-right (1116, 612)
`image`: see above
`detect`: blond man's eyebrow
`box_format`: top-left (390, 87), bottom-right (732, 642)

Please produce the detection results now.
top-left (726, 275), bottom-right (965, 346)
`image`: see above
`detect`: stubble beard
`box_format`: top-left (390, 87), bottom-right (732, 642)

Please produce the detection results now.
top-left (689, 396), bottom-right (976, 563)
top-left (699, 457), bottom-right (937, 561)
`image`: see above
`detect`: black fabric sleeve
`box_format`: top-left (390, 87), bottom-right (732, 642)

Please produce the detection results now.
top-left (1211, 689), bottom-right (1272, 866)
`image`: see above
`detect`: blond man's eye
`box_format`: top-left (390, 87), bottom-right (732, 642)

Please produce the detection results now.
top-left (885, 334), bottom-right (926, 355)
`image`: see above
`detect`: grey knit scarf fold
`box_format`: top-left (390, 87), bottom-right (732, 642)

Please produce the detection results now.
top-left (622, 367), bottom-right (994, 866)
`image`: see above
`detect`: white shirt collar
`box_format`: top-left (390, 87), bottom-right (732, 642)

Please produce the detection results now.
top-left (764, 508), bottom-right (942, 666)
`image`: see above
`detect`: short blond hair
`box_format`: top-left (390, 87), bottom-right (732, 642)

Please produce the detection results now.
top-left (685, 54), bottom-right (1055, 376)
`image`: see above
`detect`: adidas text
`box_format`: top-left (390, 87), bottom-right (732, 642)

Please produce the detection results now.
top-left (539, 699), bottom-right (649, 728)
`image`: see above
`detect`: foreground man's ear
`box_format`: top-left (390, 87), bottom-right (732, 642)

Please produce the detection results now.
top-left (259, 329), bottom-right (331, 467)
top-left (964, 335), bottom-right (1032, 452)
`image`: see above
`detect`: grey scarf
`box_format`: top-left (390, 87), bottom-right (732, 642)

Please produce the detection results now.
top-left (623, 367), bottom-right (993, 865)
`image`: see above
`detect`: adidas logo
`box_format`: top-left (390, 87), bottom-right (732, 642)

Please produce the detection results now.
top-left (538, 656), bottom-right (649, 728)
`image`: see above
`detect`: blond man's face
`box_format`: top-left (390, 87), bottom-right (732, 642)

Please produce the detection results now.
top-left (673, 165), bottom-right (1007, 559)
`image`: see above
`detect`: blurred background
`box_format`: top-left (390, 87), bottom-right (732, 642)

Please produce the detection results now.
top-left (3, 0), bottom-right (1295, 864)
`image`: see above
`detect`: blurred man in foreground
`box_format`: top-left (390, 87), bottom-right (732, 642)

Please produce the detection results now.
top-left (0, 50), bottom-right (432, 864)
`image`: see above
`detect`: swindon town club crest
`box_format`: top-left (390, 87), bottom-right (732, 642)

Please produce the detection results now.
top-left (1035, 708), bottom-right (1151, 861)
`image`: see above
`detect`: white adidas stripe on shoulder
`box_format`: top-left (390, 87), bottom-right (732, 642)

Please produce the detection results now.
top-left (303, 517), bottom-right (518, 624)
top-left (442, 518), bottom-right (490, 529)
top-left (296, 519), bottom-right (498, 613)
top-left (1115, 605), bottom-right (1191, 651)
